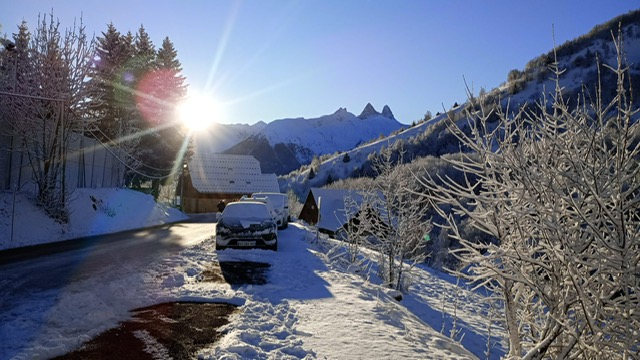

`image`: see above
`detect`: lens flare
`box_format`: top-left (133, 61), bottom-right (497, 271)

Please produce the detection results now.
top-left (177, 93), bottom-right (221, 131)
top-left (136, 68), bottom-right (183, 126)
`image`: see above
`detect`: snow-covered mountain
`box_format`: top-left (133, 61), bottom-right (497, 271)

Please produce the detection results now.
top-left (223, 103), bottom-right (404, 175)
top-left (193, 121), bottom-right (267, 154)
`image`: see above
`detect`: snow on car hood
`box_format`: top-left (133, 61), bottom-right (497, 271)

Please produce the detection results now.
top-left (240, 219), bottom-right (261, 229)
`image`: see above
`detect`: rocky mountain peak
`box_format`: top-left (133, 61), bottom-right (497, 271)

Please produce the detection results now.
top-left (381, 105), bottom-right (395, 120)
top-left (358, 103), bottom-right (380, 119)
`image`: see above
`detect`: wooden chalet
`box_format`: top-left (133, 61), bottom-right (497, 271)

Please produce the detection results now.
top-left (299, 187), bottom-right (391, 237)
top-left (180, 153), bottom-right (280, 213)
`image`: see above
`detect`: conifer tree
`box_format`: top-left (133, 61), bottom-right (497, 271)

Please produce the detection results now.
top-left (88, 23), bottom-right (139, 140)
top-left (139, 36), bottom-right (188, 196)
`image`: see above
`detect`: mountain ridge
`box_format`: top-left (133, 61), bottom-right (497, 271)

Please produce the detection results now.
top-left (221, 103), bottom-right (404, 174)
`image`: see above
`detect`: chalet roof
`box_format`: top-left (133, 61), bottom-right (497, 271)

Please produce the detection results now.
top-left (188, 153), bottom-right (279, 194)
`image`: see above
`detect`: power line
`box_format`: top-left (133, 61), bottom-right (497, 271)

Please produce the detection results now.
top-left (88, 126), bottom-right (184, 180)
top-left (93, 134), bottom-right (181, 180)
top-left (90, 124), bottom-right (185, 168)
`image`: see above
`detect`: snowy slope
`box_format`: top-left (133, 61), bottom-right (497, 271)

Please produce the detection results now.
top-left (278, 108), bottom-right (458, 194)
top-left (280, 19), bottom-right (640, 195)
top-left (0, 188), bottom-right (187, 251)
top-left (256, 104), bottom-right (403, 164)
top-left (194, 121), bottom-right (267, 153)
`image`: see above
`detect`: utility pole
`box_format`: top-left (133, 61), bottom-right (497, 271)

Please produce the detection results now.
top-left (2, 39), bottom-right (17, 190)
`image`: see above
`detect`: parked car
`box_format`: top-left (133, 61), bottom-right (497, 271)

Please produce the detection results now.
top-left (216, 201), bottom-right (278, 251)
top-left (252, 192), bottom-right (289, 229)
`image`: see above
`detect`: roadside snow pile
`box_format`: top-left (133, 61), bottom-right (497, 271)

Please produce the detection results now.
top-left (162, 224), bottom-right (504, 359)
top-left (0, 188), bottom-right (187, 251)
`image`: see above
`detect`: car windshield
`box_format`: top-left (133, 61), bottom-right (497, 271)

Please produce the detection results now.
top-left (222, 202), bottom-right (271, 220)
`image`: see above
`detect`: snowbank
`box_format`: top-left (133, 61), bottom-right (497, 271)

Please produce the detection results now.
top-left (0, 188), bottom-right (187, 251)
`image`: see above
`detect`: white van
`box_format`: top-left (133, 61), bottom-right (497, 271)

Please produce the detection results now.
top-left (252, 192), bottom-right (289, 229)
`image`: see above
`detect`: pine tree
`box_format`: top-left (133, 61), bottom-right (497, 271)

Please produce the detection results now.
top-left (131, 25), bottom-right (157, 127)
top-left (342, 152), bottom-right (350, 163)
top-left (87, 23), bottom-right (139, 186)
top-left (142, 36), bottom-right (188, 197)
top-left (88, 23), bottom-right (135, 140)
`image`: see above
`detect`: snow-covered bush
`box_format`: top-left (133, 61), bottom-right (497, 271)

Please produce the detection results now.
top-left (286, 189), bottom-right (303, 221)
top-left (347, 147), bottom-right (432, 292)
top-left (420, 38), bottom-right (640, 358)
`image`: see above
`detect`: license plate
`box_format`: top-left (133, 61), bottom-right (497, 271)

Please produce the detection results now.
top-left (238, 241), bottom-right (256, 247)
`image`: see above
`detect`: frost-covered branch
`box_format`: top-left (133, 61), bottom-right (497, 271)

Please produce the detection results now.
top-left (417, 33), bottom-right (640, 359)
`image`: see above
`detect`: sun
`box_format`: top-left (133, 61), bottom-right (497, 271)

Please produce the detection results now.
top-left (177, 93), bottom-right (222, 131)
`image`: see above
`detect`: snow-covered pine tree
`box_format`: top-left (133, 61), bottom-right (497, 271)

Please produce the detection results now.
top-left (137, 37), bottom-right (190, 198)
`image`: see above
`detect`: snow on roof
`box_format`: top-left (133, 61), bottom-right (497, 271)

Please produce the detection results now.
top-left (310, 188), bottom-right (367, 232)
top-left (188, 153), bottom-right (279, 194)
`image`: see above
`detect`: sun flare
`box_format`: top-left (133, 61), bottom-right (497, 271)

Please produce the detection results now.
top-left (177, 93), bottom-right (222, 131)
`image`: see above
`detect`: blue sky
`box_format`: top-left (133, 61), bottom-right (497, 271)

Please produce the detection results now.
top-left (1, 1), bottom-right (638, 125)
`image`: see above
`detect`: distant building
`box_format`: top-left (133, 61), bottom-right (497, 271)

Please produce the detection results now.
top-left (299, 187), bottom-right (391, 238)
top-left (179, 153), bottom-right (279, 213)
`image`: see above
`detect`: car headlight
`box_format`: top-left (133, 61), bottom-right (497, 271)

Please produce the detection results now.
top-left (217, 223), bottom-right (230, 234)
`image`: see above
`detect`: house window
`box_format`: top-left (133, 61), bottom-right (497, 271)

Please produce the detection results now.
top-left (229, 180), bottom-right (235, 184)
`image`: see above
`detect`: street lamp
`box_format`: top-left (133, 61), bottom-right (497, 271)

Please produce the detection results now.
top-left (180, 162), bottom-right (187, 211)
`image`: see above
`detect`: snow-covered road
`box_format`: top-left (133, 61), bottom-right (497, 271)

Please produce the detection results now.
top-left (1, 219), bottom-right (503, 359)
top-left (0, 222), bottom-right (214, 360)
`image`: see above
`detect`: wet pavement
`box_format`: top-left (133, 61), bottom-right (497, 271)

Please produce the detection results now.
top-left (54, 260), bottom-right (271, 359)
top-left (54, 302), bottom-right (238, 360)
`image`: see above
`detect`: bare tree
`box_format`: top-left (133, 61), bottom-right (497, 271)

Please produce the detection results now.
top-left (356, 146), bottom-right (432, 291)
top-left (339, 191), bottom-right (370, 264)
top-left (1, 13), bottom-right (95, 221)
top-left (419, 35), bottom-right (639, 358)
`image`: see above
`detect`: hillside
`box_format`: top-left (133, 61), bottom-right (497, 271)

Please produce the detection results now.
top-left (193, 121), bottom-right (267, 154)
top-left (280, 10), bottom-right (640, 197)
